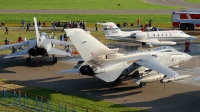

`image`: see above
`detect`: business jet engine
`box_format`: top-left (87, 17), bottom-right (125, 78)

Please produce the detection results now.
top-left (131, 32), bottom-right (148, 40)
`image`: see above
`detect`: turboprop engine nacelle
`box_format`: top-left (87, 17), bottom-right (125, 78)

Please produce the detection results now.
top-left (131, 32), bottom-right (148, 40)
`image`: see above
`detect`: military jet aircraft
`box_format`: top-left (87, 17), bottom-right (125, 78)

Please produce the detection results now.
top-left (57, 29), bottom-right (191, 87)
top-left (0, 17), bottom-right (72, 63)
top-left (98, 22), bottom-right (196, 47)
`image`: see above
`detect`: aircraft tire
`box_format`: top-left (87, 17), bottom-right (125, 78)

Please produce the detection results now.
top-left (26, 58), bottom-right (30, 63)
top-left (139, 83), bottom-right (146, 88)
top-left (53, 57), bottom-right (57, 63)
top-left (142, 42), bottom-right (146, 45)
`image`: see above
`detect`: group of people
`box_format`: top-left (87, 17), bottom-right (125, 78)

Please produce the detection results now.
top-left (21, 19), bottom-right (41, 31)
top-left (140, 19), bottom-right (158, 31)
top-left (50, 20), bottom-right (86, 31)
top-left (62, 20), bottom-right (86, 32)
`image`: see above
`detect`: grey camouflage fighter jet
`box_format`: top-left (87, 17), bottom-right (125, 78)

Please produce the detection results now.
top-left (0, 17), bottom-right (73, 63)
top-left (58, 29), bottom-right (191, 87)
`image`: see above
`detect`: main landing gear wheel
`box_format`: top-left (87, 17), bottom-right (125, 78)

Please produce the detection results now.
top-left (139, 83), bottom-right (146, 88)
top-left (26, 58), bottom-right (30, 63)
top-left (114, 79), bottom-right (122, 84)
top-left (53, 57), bottom-right (57, 63)
top-left (142, 42), bottom-right (146, 46)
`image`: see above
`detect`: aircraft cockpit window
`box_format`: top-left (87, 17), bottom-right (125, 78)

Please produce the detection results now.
top-left (152, 46), bottom-right (174, 52)
top-left (131, 33), bottom-right (136, 38)
top-left (40, 32), bottom-right (48, 38)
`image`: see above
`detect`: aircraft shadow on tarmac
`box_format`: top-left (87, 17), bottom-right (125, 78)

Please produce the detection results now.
top-left (0, 54), bottom-right (63, 73)
top-left (7, 76), bottom-right (143, 100)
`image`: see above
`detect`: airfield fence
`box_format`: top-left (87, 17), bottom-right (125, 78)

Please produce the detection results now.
top-left (0, 86), bottom-right (102, 112)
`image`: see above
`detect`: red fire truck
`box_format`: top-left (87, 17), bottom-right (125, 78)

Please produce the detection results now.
top-left (172, 10), bottom-right (200, 30)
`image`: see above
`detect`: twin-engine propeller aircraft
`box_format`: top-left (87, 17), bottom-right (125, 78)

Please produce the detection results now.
top-left (98, 22), bottom-right (196, 47)
top-left (57, 29), bottom-right (191, 87)
top-left (0, 17), bottom-right (73, 63)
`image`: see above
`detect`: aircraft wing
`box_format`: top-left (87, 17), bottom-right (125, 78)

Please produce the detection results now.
top-left (95, 68), bottom-right (124, 82)
top-left (4, 49), bottom-right (28, 59)
top-left (51, 40), bottom-right (73, 45)
top-left (0, 41), bottom-right (29, 51)
top-left (95, 62), bottom-right (126, 82)
top-left (48, 48), bottom-right (71, 56)
top-left (135, 58), bottom-right (178, 78)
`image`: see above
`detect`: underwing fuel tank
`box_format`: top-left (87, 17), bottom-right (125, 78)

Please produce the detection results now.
top-left (135, 73), bottom-right (165, 85)
top-left (160, 75), bottom-right (191, 83)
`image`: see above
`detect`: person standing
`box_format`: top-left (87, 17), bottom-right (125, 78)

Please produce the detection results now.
top-left (24, 37), bottom-right (27, 42)
top-left (83, 21), bottom-right (86, 30)
top-left (95, 22), bottom-right (98, 31)
top-left (21, 20), bottom-right (25, 29)
top-left (4, 38), bottom-right (9, 45)
top-left (18, 35), bottom-right (23, 43)
top-left (149, 19), bottom-right (153, 27)
top-left (137, 18), bottom-right (140, 27)
top-left (5, 25), bottom-right (8, 35)
top-left (26, 22), bottom-right (30, 32)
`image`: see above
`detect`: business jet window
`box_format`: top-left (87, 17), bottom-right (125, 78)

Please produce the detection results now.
top-left (170, 33), bottom-right (172, 36)
top-left (162, 34), bottom-right (163, 36)
top-left (153, 34), bottom-right (155, 36)
top-left (158, 34), bottom-right (159, 36)
top-left (166, 34), bottom-right (167, 36)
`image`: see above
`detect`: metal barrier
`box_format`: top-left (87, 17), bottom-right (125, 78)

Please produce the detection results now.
top-left (0, 86), bottom-right (102, 112)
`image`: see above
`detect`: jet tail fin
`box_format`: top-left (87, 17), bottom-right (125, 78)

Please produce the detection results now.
top-left (65, 29), bottom-right (111, 62)
top-left (34, 17), bottom-right (41, 47)
top-left (97, 22), bottom-right (122, 35)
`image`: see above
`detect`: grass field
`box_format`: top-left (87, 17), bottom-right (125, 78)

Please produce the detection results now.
top-left (0, 14), bottom-right (172, 28)
top-left (0, 79), bottom-right (139, 112)
top-left (0, 0), bottom-right (183, 10)
top-left (185, 0), bottom-right (200, 4)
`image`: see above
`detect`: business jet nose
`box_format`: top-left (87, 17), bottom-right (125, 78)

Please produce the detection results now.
top-left (184, 53), bottom-right (192, 61)
top-left (187, 36), bottom-right (197, 40)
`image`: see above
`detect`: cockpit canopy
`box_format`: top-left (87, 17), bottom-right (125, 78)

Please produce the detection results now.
top-left (40, 32), bottom-right (48, 38)
top-left (148, 46), bottom-right (178, 52)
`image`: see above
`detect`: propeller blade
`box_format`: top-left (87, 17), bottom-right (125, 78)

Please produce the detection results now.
top-left (57, 69), bottom-right (79, 74)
